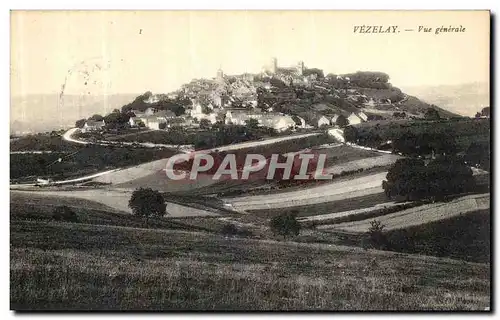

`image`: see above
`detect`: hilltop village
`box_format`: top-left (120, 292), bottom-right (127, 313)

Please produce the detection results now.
top-left (78, 57), bottom-right (440, 135)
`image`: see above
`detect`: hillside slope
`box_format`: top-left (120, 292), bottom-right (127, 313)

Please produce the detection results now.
top-left (11, 220), bottom-right (490, 310)
top-left (402, 82), bottom-right (489, 117)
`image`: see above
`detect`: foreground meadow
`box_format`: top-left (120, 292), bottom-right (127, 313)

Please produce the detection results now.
top-left (11, 220), bottom-right (490, 311)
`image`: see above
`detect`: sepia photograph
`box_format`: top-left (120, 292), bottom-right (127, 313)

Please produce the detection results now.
top-left (9, 9), bottom-right (491, 311)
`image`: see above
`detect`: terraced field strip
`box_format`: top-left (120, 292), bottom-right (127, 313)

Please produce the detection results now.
top-left (319, 193), bottom-right (490, 233)
top-left (225, 172), bottom-right (388, 211)
top-left (324, 153), bottom-right (400, 175)
top-left (299, 201), bottom-right (412, 223)
top-left (246, 192), bottom-right (388, 218)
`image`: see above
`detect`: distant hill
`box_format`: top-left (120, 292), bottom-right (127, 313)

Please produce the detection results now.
top-left (402, 82), bottom-right (489, 117)
top-left (10, 93), bottom-right (138, 133)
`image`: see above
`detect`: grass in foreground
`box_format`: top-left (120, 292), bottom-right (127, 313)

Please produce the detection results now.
top-left (10, 220), bottom-right (490, 311)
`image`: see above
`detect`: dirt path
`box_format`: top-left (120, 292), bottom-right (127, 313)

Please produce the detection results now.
top-left (318, 193), bottom-right (490, 233)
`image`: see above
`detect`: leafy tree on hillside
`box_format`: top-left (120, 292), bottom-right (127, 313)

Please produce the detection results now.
top-left (382, 157), bottom-right (475, 201)
top-left (199, 119), bottom-right (211, 130)
top-left (465, 141), bottom-right (490, 171)
top-left (424, 108), bottom-right (441, 120)
top-left (88, 114), bottom-right (104, 121)
top-left (75, 119), bottom-right (86, 128)
top-left (52, 205), bottom-right (79, 222)
top-left (201, 105), bottom-right (212, 115)
top-left (336, 115), bottom-right (349, 128)
top-left (269, 212), bottom-right (301, 240)
top-left (343, 125), bottom-right (358, 143)
top-left (245, 118), bottom-right (259, 129)
top-left (481, 107), bottom-right (490, 117)
top-left (104, 112), bottom-right (129, 130)
top-left (393, 112), bottom-right (406, 119)
top-left (129, 188), bottom-right (167, 224)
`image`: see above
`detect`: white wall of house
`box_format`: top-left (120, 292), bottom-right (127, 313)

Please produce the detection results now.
top-left (357, 112), bottom-right (368, 122)
top-left (317, 116), bottom-right (330, 127)
top-left (347, 113), bottom-right (362, 125)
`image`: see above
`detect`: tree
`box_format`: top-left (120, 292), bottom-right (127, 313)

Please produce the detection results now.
top-left (269, 212), bottom-right (301, 240)
top-left (128, 188), bottom-right (167, 224)
top-left (393, 111), bottom-right (406, 119)
top-left (424, 108), bottom-right (441, 120)
top-left (480, 107), bottom-right (490, 118)
top-left (382, 157), bottom-right (475, 201)
top-left (201, 105), bottom-right (212, 115)
top-left (291, 115), bottom-right (302, 127)
top-left (52, 206), bottom-right (79, 222)
top-left (220, 223), bottom-right (239, 236)
top-left (75, 118), bottom-right (86, 128)
top-left (245, 118), bottom-right (259, 129)
top-left (336, 115), bottom-right (349, 128)
top-left (365, 220), bottom-right (388, 249)
top-left (88, 114), bottom-right (104, 121)
top-left (199, 118), bottom-right (211, 130)
top-left (104, 112), bottom-right (129, 130)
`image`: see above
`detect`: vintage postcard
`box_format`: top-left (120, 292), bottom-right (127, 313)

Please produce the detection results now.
top-left (10, 10), bottom-right (490, 311)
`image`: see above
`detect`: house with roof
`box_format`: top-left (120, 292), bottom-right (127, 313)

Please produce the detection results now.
top-left (225, 109), bottom-right (263, 125)
top-left (155, 110), bottom-right (177, 119)
top-left (294, 115), bottom-right (308, 129)
top-left (261, 115), bottom-right (296, 132)
top-left (130, 109), bottom-right (145, 117)
top-left (129, 117), bottom-right (144, 127)
top-left (300, 113), bottom-right (331, 128)
top-left (347, 113), bottom-right (363, 125)
top-left (364, 98), bottom-right (376, 108)
top-left (137, 115), bottom-right (167, 130)
top-left (82, 120), bottom-right (105, 133)
top-left (166, 117), bottom-right (191, 128)
top-left (144, 107), bottom-right (157, 116)
top-left (357, 111), bottom-right (368, 122)
top-left (331, 114), bottom-right (340, 124)
top-left (225, 109), bottom-right (295, 131)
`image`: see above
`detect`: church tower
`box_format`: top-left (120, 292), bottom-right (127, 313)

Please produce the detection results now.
top-left (296, 61), bottom-right (305, 75)
top-left (216, 67), bottom-right (224, 82)
top-left (270, 57), bottom-right (278, 74)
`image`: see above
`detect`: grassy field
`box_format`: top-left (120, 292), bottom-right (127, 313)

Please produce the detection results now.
top-left (187, 146), bottom-right (388, 198)
top-left (246, 192), bottom-right (388, 218)
top-left (321, 194), bottom-right (490, 233)
top-left (385, 209), bottom-right (490, 263)
top-left (10, 145), bottom-right (179, 182)
top-left (10, 191), bottom-right (215, 232)
top-left (10, 134), bottom-right (79, 152)
top-left (10, 220), bottom-right (490, 311)
top-left (317, 145), bottom-right (381, 167)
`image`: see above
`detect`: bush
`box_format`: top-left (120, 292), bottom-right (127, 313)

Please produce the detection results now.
top-left (269, 212), bottom-right (301, 240)
top-left (362, 220), bottom-right (388, 249)
top-left (128, 188), bottom-right (167, 220)
top-left (220, 223), bottom-right (239, 236)
top-left (52, 206), bottom-right (79, 223)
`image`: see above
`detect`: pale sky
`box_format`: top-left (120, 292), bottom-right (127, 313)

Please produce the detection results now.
top-left (11, 10), bottom-right (490, 96)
